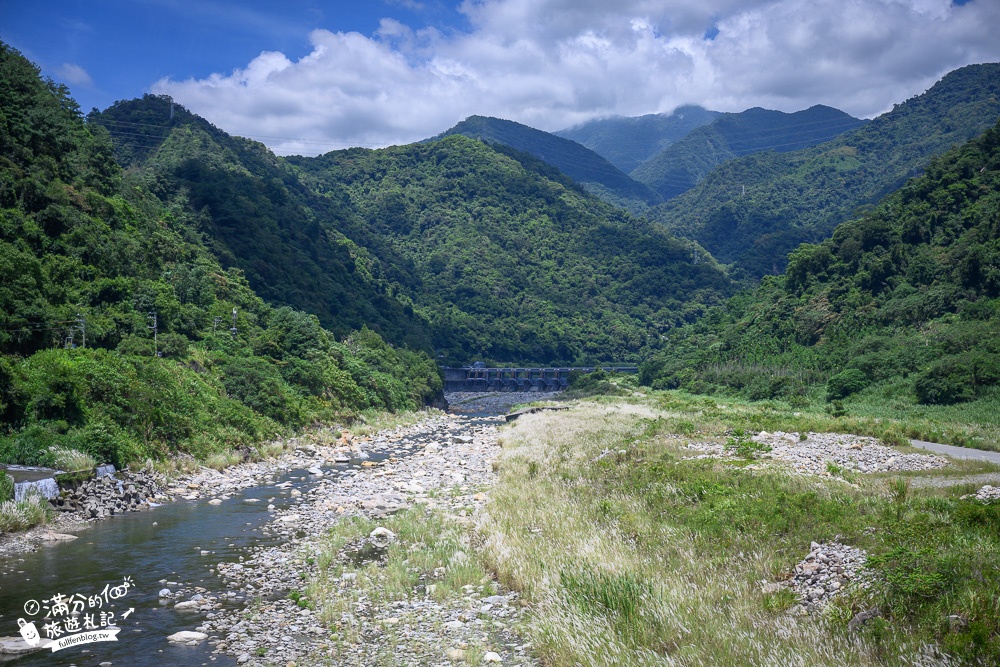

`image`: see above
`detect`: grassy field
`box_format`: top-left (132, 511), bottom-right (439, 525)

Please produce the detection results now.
top-left (475, 392), bottom-right (1000, 666)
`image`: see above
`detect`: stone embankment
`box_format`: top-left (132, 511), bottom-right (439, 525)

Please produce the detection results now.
top-left (53, 470), bottom-right (161, 519)
top-left (164, 409), bottom-right (539, 666)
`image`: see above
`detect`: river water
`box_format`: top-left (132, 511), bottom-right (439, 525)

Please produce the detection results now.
top-left (0, 466), bottom-right (321, 667)
top-left (0, 394), bottom-right (534, 666)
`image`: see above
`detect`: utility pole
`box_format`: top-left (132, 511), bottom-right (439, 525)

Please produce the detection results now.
top-left (147, 312), bottom-right (158, 357)
top-left (229, 308), bottom-right (238, 337)
top-left (74, 313), bottom-right (86, 348)
top-left (65, 326), bottom-right (75, 349)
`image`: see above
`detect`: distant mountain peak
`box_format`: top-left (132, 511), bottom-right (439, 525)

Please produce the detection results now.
top-left (433, 115), bottom-right (662, 211)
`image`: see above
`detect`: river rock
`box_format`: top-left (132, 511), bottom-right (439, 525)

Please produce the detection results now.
top-left (369, 526), bottom-right (396, 548)
top-left (38, 532), bottom-right (78, 541)
top-left (961, 484), bottom-right (1000, 503)
top-left (174, 600), bottom-right (200, 610)
top-left (167, 630), bottom-right (207, 642)
top-left (0, 636), bottom-right (53, 654)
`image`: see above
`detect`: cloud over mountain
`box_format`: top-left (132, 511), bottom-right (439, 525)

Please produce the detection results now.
top-left (152, 0), bottom-right (1000, 154)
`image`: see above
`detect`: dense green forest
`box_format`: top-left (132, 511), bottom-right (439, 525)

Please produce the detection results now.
top-left (289, 138), bottom-right (732, 364)
top-left (435, 115), bottom-right (662, 212)
top-left (0, 42), bottom-right (441, 468)
top-left (555, 105), bottom-right (721, 174)
top-left (641, 118), bottom-right (1000, 436)
top-left (92, 98), bottom-right (733, 367)
top-left (631, 105), bottom-right (866, 201)
top-left (650, 63), bottom-right (1000, 279)
top-left (90, 96), bottom-right (433, 350)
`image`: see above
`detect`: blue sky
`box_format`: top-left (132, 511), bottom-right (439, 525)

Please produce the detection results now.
top-left (1, 1), bottom-right (467, 113)
top-left (3, 1), bottom-right (999, 154)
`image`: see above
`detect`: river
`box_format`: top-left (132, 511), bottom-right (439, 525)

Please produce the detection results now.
top-left (0, 393), bottom-right (542, 666)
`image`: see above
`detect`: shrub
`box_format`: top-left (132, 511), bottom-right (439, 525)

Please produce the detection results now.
top-left (219, 357), bottom-right (294, 422)
top-left (826, 368), bottom-right (869, 400)
top-left (725, 429), bottom-right (771, 459)
top-left (47, 446), bottom-right (97, 472)
top-left (0, 493), bottom-right (51, 533)
top-left (913, 352), bottom-right (1000, 405)
top-left (0, 471), bottom-right (13, 502)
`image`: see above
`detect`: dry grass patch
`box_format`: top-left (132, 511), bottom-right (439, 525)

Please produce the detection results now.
top-left (476, 397), bottom-right (962, 666)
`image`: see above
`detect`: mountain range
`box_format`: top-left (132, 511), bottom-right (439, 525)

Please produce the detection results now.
top-left (555, 104), bottom-right (721, 174)
top-left (3, 34), bottom-right (1000, 465)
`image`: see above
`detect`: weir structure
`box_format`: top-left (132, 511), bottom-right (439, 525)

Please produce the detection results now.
top-left (443, 364), bottom-right (638, 392)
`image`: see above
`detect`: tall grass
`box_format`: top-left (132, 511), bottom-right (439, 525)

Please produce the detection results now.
top-left (0, 493), bottom-right (52, 533)
top-left (47, 446), bottom-right (97, 472)
top-left (305, 506), bottom-right (497, 659)
top-left (475, 394), bottom-right (1000, 666)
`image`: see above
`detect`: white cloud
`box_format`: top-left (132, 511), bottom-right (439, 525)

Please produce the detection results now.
top-left (56, 62), bottom-right (93, 87)
top-left (151, 0), bottom-right (1000, 154)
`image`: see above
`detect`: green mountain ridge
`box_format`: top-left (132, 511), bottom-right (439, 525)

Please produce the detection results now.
top-left (288, 137), bottom-right (733, 364)
top-left (642, 116), bottom-right (1000, 424)
top-left (90, 97), bottom-right (733, 368)
top-left (90, 95), bottom-right (433, 351)
top-left (555, 104), bottom-right (722, 174)
top-left (0, 42), bottom-right (441, 469)
top-left (632, 105), bottom-right (867, 201)
top-left (434, 115), bottom-right (662, 212)
top-left (649, 63), bottom-right (1000, 279)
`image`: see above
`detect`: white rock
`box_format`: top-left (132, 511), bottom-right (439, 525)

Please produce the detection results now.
top-left (483, 652), bottom-right (503, 663)
top-left (369, 526), bottom-right (396, 548)
top-left (208, 498), bottom-right (223, 505)
top-left (167, 631), bottom-right (207, 643)
top-left (38, 532), bottom-right (78, 541)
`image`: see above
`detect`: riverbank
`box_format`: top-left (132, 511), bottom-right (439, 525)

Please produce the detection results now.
top-left (0, 395), bottom-right (551, 663)
top-left (194, 411), bottom-right (539, 665)
top-left (474, 394), bottom-right (1000, 666)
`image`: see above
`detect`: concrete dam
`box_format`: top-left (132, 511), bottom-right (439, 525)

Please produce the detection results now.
top-left (443, 365), bottom-right (638, 392)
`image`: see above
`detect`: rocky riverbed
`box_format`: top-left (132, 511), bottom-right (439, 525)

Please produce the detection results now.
top-left (445, 391), bottom-right (561, 415)
top-left (157, 404), bottom-right (541, 666)
top-left (684, 430), bottom-right (949, 477)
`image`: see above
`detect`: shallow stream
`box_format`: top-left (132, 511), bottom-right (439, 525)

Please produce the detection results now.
top-left (0, 465), bottom-right (322, 667)
top-left (0, 398), bottom-right (516, 666)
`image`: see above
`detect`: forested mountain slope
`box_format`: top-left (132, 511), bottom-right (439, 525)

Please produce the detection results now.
top-left (435, 115), bottom-right (661, 211)
top-left (90, 95), bottom-right (432, 350)
top-left (0, 42), bottom-right (440, 468)
top-left (289, 138), bottom-right (733, 364)
top-left (642, 118), bottom-right (1000, 414)
top-left (555, 105), bottom-right (721, 174)
top-left (94, 98), bottom-right (732, 366)
top-left (650, 63), bottom-right (1000, 279)
top-left (632, 105), bottom-right (866, 201)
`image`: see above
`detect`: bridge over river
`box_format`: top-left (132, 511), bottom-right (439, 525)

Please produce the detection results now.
top-left (443, 365), bottom-right (638, 392)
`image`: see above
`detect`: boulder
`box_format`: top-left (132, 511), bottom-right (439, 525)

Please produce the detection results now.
top-left (369, 527), bottom-right (396, 548)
